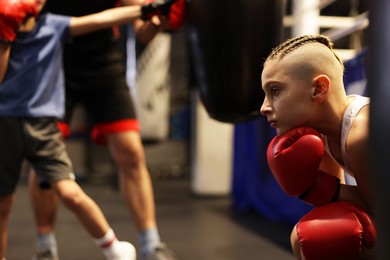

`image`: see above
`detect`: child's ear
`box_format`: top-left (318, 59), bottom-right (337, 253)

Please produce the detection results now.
top-left (312, 75), bottom-right (330, 103)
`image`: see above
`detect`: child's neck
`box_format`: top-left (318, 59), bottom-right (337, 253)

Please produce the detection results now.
top-left (19, 17), bottom-right (37, 32)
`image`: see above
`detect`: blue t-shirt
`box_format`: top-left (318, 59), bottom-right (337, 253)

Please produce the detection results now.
top-left (0, 13), bottom-right (70, 118)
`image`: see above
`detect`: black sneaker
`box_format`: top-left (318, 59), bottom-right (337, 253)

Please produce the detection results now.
top-left (144, 243), bottom-right (178, 260)
top-left (32, 249), bottom-right (59, 260)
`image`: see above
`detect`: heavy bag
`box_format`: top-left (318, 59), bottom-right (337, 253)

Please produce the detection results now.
top-left (187, 0), bottom-right (284, 123)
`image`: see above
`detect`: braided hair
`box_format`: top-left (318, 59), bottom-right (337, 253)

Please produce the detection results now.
top-left (267, 35), bottom-right (344, 70)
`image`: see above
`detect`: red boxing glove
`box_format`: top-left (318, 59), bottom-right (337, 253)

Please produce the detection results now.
top-left (297, 201), bottom-right (376, 260)
top-left (267, 127), bottom-right (340, 206)
top-left (168, 0), bottom-right (187, 30)
top-left (0, 0), bottom-right (38, 41)
top-left (57, 122), bottom-right (71, 139)
top-left (0, 18), bottom-right (17, 41)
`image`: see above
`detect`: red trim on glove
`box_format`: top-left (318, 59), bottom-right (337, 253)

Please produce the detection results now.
top-left (169, 0), bottom-right (187, 30)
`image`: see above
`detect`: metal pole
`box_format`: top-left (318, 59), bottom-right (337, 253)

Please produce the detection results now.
top-left (292, 0), bottom-right (320, 37)
top-left (368, 0), bottom-right (390, 259)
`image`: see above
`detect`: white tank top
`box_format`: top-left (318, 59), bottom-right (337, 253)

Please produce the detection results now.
top-left (323, 95), bottom-right (370, 174)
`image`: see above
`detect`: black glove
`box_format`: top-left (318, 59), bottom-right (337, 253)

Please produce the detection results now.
top-left (141, 0), bottom-right (176, 20)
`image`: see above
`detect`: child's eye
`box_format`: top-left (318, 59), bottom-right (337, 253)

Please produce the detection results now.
top-left (270, 87), bottom-right (280, 96)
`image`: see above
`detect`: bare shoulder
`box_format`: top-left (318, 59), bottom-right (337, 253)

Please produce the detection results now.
top-left (347, 105), bottom-right (373, 206)
top-left (347, 104), bottom-right (370, 152)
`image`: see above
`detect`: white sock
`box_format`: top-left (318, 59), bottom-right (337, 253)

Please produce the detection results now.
top-left (36, 232), bottom-right (58, 256)
top-left (138, 227), bottom-right (161, 256)
top-left (95, 228), bottom-right (120, 256)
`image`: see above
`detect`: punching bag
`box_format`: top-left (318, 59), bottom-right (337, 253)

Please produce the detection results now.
top-left (368, 0), bottom-right (390, 258)
top-left (187, 0), bottom-right (285, 123)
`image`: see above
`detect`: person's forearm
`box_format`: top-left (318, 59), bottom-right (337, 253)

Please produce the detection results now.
top-left (0, 42), bottom-right (11, 84)
top-left (70, 6), bottom-right (142, 37)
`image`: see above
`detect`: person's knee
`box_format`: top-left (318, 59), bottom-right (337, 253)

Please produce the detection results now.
top-left (54, 182), bottom-right (84, 211)
top-left (123, 151), bottom-right (144, 169)
top-left (60, 190), bottom-right (84, 211)
top-left (114, 146), bottom-right (146, 174)
top-left (108, 133), bottom-right (146, 167)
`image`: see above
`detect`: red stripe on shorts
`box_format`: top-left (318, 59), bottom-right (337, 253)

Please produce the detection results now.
top-left (57, 122), bottom-right (71, 139)
top-left (91, 119), bottom-right (140, 145)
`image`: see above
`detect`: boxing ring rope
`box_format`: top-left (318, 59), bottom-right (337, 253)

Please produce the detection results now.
top-left (285, 0), bottom-right (368, 61)
top-left (368, 0), bottom-right (390, 259)
top-left (321, 11), bottom-right (369, 41)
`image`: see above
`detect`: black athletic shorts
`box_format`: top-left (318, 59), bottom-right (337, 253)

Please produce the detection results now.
top-left (63, 71), bottom-right (137, 125)
top-left (0, 117), bottom-right (75, 195)
top-left (60, 69), bottom-right (140, 144)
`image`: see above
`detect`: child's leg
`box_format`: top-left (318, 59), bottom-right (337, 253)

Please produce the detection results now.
top-left (52, 179), bottom-right (108, 238)
top-left (29, 170), bottom-right (59, 259)
top-left (29, 170), bottom-right (58, 234)
top-left (0, 195), bottom-right (14, 259)
top-left (0, 118), bottom-right (25, 259)
top-left (52, 179), bottom-right (136, 259)
top-left (26, 117), bottom-right (135, 259)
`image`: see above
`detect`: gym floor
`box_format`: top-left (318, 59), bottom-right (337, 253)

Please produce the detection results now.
top-left (7, 176), bottom-right (295, 260)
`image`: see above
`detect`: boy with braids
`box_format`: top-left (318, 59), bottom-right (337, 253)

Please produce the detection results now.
top-left (261, 35), bottom-right (377, 259)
